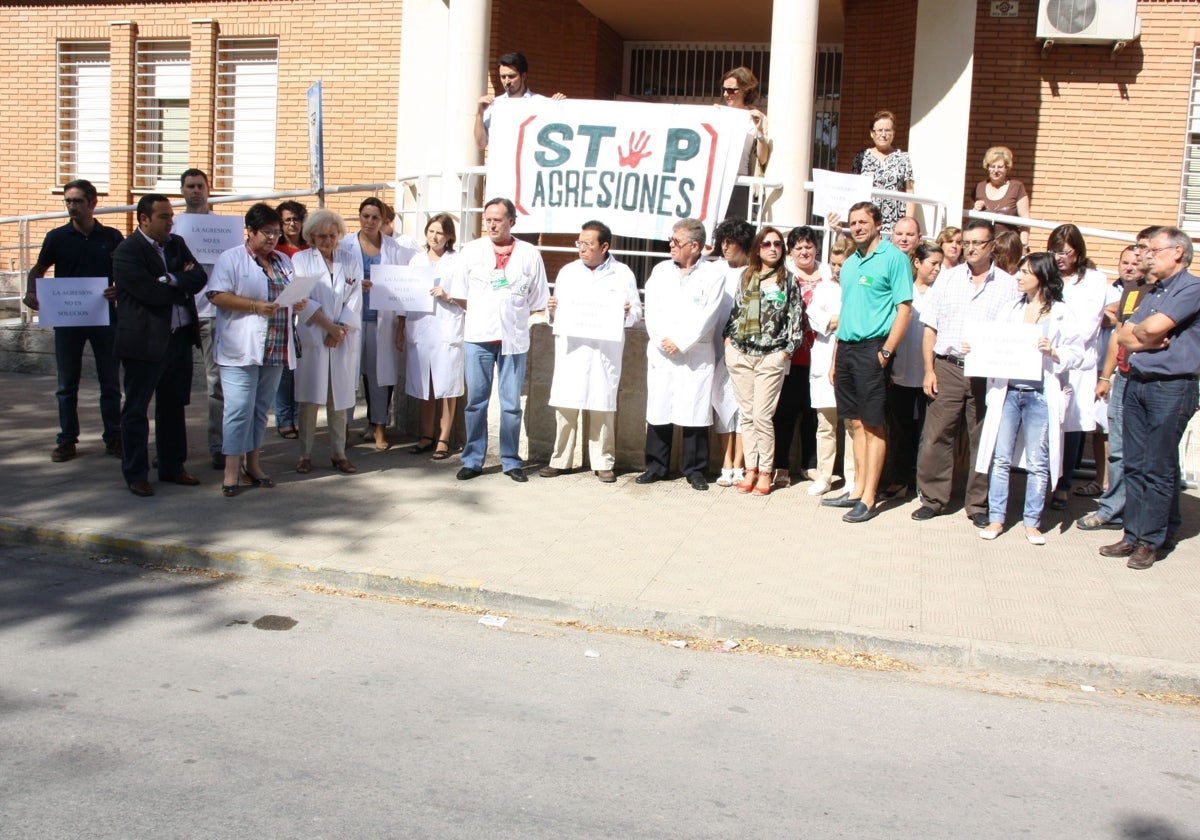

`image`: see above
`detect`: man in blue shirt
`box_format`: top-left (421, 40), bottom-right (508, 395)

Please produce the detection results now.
top-left (23, 179), bottom-right (124, 463)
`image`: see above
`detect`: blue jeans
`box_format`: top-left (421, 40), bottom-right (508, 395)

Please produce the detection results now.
top-left (1121, 376), bottom-right (1197, 549)
top-left (220, 364), bottom-right (285, 456)
top-left (1096, 373), bottom-right (1126, 522)
top-left (463, 342), bottom-right (527, 472)
top-left (988, 388), bottom-right (1050, 528)
top-left (274, 367), bottom-right (298, 429)
top-left (54, 325), bottom-right (121, 445)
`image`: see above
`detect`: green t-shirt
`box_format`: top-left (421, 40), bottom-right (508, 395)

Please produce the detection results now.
top-left (835, 238), bottom-right (914, 342)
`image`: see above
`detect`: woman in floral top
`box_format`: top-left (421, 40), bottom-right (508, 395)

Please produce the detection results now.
top-left (851, 109), bottom-right (915, 233)
top-left (722, 227), bottom-right (806, 496)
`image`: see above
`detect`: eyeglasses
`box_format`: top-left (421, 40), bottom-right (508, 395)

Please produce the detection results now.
top-left (257, 229), bottom-right (283, 239)
top-left (760, 240), bottom-right (784, 249)
top-left (1146, 245), bottom-right (1179, 256)
top-left (63, 197), bottom-right (87, 206)
top-left (963, 239), bottom-right (993, 250)
top-left (721, 87), bottom-right (740, 95)
top-left (1051, 249), bottom-right (1075, 258)
top-left (872, 128), bottom-right (895, 135)
top-left (282, 218), bottom-right (302, 226)
top-left (574, 240), bottom-right (598, 250)
top-left (668, 238), bottom-right (694, 248)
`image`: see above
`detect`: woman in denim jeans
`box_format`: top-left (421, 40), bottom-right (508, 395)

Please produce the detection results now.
top-left (973, 252), bottom-right (1084, 545)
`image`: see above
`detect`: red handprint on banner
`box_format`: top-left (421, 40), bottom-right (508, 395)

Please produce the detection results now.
top-left (618, 131), bottom-right (653, 169)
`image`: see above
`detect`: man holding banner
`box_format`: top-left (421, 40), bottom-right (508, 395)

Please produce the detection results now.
top-left (23, 178), bottom-right (124, 463)
top-left (540, 221), bottom-right (642, 483)
top-left (448, 198), bottom-right (549, 483)
top-left (636, 218), bottom-right (727, 491)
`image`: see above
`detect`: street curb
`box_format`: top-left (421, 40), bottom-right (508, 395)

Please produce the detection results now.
top-left (6, 520), bottom-right (1200, 696)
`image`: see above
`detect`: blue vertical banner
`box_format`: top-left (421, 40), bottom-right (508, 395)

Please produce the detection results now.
top-left (307, 80), bottom-right (324, 195)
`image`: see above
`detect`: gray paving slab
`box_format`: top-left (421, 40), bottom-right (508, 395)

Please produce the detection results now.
top-left (1, 371), bottom-right (1199, 694)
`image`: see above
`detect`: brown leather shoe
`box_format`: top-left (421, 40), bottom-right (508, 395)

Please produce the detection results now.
top-left (1127, 544), bottom-right (1158, 570)
top-left (51, 442), bottom-right (77, 462)
top-left (538, 466), bottom-right (563, 478)
top-left (162, 470), bottom-right (200, 486)
top-left (128, 480), bottom-right (155, 497)
top-left (596, 469), bottom-right (617, 483)
top-left (1098, 539), bottom-right (1136, 558)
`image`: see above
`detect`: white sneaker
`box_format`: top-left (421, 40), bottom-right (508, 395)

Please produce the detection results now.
top-left (716, 468), bottom-right (735, 487)
top-left (805, 468), bottom-right (820, 482)
top-left (730, 467), bottom-right (745, 486)
top-left (807, 477), bottom-right (831, 496)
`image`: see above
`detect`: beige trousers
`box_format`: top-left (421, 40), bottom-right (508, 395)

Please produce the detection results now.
top-left (814, 407), bottom-right (839, 480)
top-left (550, 408), bottom-right (615, 470)
top-left (725, 345), bottom-right (790, 473)
top-left (299, 382), bottom-right (347, 460)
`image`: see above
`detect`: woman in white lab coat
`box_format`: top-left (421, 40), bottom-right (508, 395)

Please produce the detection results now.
top-left (974, 252), bottom-right (1084, 545)
top-left (400, 213), bottom-right (464, 460)
top-left (341, 197), bottom-right (415, 451)
top-left (292, 209), bottom-right (363, 475)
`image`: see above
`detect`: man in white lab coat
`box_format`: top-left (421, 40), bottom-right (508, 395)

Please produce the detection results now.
top-left (636, 218), bottom-right (727, 491)
top-left (540, 221), bottom-right (643, 483)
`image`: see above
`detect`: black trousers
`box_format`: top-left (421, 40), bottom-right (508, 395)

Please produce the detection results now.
top-left (644, 423), bottom-right (709, 479)
top-left (120, 330), bottom-right (194, 484)
top-left (773, 365), bottom-right (817, 473)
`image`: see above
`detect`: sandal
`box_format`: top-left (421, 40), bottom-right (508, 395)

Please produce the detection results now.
top-left (296, 457), bottom-right (312, 474)
top-left (1073, 481), bottom-right (1103, 497)
top-left (1050, 492), bottom-right (1068, 510)
top-left (736, 468), bottom-right (759, 494)
top-left (431, 439), bottom-right (451, 460)
top-left (772, 470), bottom-right (791, 489)
top-left (222, 484), bottom-right (239, 498)
top-left (240, 469), bottom-right (276, 488)
top-left (331, 457), bottom-right (358, 474)
top-left (277, 425), bottom-right (299, 440)
top-left (753, 476), bottom-right (772, 496)
top-left (373, 426), bottom-right (391, 451)
top-left (409, 435), bottom-right (435, 455)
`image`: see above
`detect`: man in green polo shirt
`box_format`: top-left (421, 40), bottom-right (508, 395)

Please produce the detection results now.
top-left (822, 201), bottom-right (913, 522)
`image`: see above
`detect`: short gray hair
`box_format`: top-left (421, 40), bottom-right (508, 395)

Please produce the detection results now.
top-left (673, 218), bottom-right (706, 246)
top-left (1155, 226), bottom-right (1194, 267)
top-left (302, 208), bottom-right (346, 245)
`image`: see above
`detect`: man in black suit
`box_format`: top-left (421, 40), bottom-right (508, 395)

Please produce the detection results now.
top-left (113, 194), bottom-right (208, 497)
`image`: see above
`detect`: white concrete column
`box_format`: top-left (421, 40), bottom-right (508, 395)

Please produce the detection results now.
top-left (444, 0), bottom-right (491, 221)
top-left (763, 0), bottom-right (818, 228)
top-left (909, 0), bottom-right (977, 233)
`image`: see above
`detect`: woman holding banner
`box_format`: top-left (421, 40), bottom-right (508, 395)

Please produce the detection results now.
top-left (341, 197), bottom-right (412, 451)
top-left (719, 67), bottom-right (770, 219)
top-left (292, 209), bottom-right (362, 475)
top-left (401, 213), bottom-right (464, 461)
top-left (974, 253), bottom-right (1084, 545)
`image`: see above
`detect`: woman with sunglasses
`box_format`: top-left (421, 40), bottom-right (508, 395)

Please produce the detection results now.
top-left (722, 227), bottom-right (805, 495)
top-left (718, 67), bottom-right (770, 219)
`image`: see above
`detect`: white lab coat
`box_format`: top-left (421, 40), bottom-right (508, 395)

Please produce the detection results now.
top-left (807, 277), bottom-right (842, 409)
top-left (1060, 267), bottom-right (1108, 432)
top-left (548, 256), bottom-right (643, 412)
top-left (292, 248), bottom-right (363, 411)
top-left (208, 245), bottom-right (298, 370)
top-left (709, 263), bottom-right (742, 431)
top-left (403, 250), bottom-right (465, 400)
top-left (448, 236), bottom-right (550, 355)
top-left (975, 299), bottom-right (1085, 486)
top-left (643, 258), bottom-right (727, 427)
top-left (340, 232), bottom-right (415, 387)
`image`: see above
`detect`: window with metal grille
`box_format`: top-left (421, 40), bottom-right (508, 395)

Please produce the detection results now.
top-left (57, 41), bottom-right (111, 191)
top-left (135, 40), bottom-right (191, 192)
top-left (214, 38), bottom-right (279, 193)
top-left (1180, 45), bottom-right (1200, 237)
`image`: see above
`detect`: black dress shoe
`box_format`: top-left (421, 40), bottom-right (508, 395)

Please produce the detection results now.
top-left (911, 505), bottom-right (938, 521)
top-left (842, 500), bottom-right (879, 523)
top-left (687, 474), bottom-right (709, 491)
top-left (968, 512), bottom-right (990, 529)
top-left (1127, 543), bottom-right (1158, 570)
top-left (634, 471), bottom-right (665, 485)
top-left (505, 468), bottom-right (528, 483)
top-left (456, 466), bottom-right (483, 481)
top-left (128, 480), bottom-right (155, 497)
top-left (821, 492), bottom-right (859, 508)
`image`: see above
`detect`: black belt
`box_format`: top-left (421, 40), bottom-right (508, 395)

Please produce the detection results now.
top-left (1128, 371), bottom-right (1199, 383)
top-left (935, 353), bottom-right (965, 368)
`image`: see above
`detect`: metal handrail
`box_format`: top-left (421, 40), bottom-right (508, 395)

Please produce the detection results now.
top-left (966, 209), bottom-right (1138, 245)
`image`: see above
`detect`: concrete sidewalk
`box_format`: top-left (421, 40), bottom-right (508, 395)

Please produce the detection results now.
top-left (2, 370), bottom-right (1198, 694)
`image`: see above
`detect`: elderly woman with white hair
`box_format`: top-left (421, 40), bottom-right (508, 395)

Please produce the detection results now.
top-left (291, 208), bottom-right (364, 474)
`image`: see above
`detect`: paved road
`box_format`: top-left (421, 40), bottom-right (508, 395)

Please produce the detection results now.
top-left (2, 547), bottom-right (1197, 839)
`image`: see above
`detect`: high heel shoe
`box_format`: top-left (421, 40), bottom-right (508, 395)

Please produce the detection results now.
top-left (240, 469), bottom-right (275, 488)
top-left (752, 477), bottom-right (772, 496)
top-left (736, 468), bottom-right (759, 493)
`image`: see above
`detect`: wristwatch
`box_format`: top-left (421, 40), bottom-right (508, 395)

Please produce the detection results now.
top-left (880, 348), bottom-right (894, 361)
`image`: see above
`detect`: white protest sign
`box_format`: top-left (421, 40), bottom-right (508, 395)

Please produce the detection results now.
top-left (272, 272), bottom-right (320, 309)
top-left (552, 285), bottom-right (625, 342)
top-left (170, 214), bottom-right (244, 264)
top-left (368, 264), bottom-right (435, 314)
top-left (487, 98), bottom-right (751, 240)
top-left (963, 321), bottom-right (1043, 381)
top-left (811, 169), bottom-right (874, 220)
top-left (38, 276), bottom-right (110, 328)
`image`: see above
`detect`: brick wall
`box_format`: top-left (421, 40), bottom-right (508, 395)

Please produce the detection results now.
top-left (838, 0), bottom-right (919, 173)
top-left (0, 1), bottom-right (403, 258)
top-left (969, 0), bottom-right (1199, 267)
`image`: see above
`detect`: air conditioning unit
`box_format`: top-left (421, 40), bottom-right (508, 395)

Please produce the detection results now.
top-left (1037, 0), bottom-right (1140, 43)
